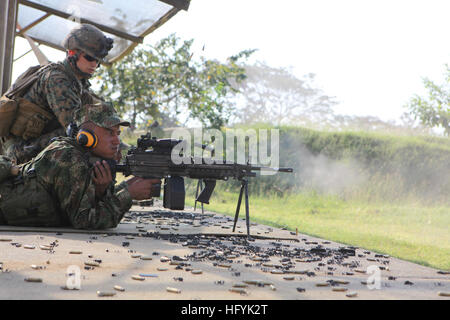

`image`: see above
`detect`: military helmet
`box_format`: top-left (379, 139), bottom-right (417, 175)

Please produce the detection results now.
top-left (63, 24), bottom-right (114, 62)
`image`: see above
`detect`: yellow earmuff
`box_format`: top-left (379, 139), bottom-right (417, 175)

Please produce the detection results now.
top-left (76, 129), bottom-right (98, 148)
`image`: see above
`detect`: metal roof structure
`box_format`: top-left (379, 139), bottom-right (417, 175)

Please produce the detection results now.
top-left (0, 0), bottom-right (190, 94)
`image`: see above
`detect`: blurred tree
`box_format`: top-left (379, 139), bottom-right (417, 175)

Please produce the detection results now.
top-left (94, 34), bottom-right (254, 129)
top-left (230, 62), bottom-right (440, 135)
top-left (230, 62), bottom-right (337, 127)
top-left (406, 64), bottom-right (450, 136)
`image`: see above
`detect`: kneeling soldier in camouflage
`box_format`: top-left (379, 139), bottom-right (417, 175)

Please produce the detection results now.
top-left (0, 103), bottom-right (159, 229)
top-left (0, 24), bottom-right (113, 164)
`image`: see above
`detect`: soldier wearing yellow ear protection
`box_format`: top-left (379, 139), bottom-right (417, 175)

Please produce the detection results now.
top-left (69, 101), bottom-right (130, 148)
top-left (0, 103), bottom-right (159, 229)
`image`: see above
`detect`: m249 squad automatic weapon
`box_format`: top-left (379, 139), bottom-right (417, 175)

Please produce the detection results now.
top-left (115, 133), bottom-right (293, 235)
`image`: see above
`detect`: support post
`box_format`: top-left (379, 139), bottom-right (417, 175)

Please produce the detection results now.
top-left (0, 0), bottom-right (18, 95)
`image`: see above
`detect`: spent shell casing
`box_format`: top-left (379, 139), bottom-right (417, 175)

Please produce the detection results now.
top-left (332, 287), bottom-right (348, 292)
top-left (232, 282), bottom-right (248, 288)
top-left (61, 285), bottom-right (79, 290)
top-left (333, 280), bottom-right (350, 285)
top-left (270, 269), bottom-right (284, 274)
top-left (316, 282), bottom-right (330, 287)
top-left (24, 277), bottom-right (42, 283)
top-left (97, 291), bottom-right (116, 297)
top-left (229, 288), bottom-right (248, 295)
top-left (30, 265), bottom-right (44, 270)
top-left (140, 256), bottom-right (153, 260)
top-left (166, 287), bottom-right (181, 294)
top-left (191, 270), bottom-right (203, 275)
top-left (84, 261), bottom-right (100, 267)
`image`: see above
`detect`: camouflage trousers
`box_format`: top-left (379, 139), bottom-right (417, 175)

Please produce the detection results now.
top-left (1, 128), bottom-right (65, 164)
top-left (0, 165), bottom-right (65, 227)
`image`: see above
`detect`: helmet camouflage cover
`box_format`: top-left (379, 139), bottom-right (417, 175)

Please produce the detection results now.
top-left (63, 24), bottom-right (114, 62)
top-left (75, 102), bottom-right (130, 129)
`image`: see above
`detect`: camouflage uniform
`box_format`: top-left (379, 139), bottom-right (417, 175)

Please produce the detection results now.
top-left (1, 24), bottom-right (113, 164)
top-left (1, 59), bottom-right (94, 164)
top-left (0, 103), bottom-right (132, 229)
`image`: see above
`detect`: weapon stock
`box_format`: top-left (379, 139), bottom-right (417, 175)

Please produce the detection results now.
top-left (116, 132), bottom-right (293, 236)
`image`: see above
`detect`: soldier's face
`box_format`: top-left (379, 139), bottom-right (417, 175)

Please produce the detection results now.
top-left (77, 52), bottom-right (99, 75)
top-left (91, 125), bottom-right (121, 159)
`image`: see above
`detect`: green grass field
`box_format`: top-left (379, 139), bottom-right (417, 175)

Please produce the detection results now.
top-left (184, 189), bottom-right (450, 270)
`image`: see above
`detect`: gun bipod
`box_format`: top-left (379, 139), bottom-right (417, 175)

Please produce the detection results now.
top-left (194, 178), bottom-right (252, 237)
top-left (232, 179), bottom-right (251, 237)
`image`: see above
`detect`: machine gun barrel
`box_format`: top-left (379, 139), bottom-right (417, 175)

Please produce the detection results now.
top-left (250, 166), bottom-right (293, 173)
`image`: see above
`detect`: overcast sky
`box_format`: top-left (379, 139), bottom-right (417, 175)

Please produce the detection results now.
top-left (13, 0), bottom-right (450, 122)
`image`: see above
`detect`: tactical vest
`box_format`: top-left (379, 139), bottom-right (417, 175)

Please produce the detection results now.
top-left (0, 137), bottom-right (91, 227)
top-left (0, 63), bottom-right (69, 140)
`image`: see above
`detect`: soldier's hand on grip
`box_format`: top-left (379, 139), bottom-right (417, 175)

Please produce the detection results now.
top-left (126, 177), bottom-right (161, 200)
top-left (93, 160), bottom-right (113, 198)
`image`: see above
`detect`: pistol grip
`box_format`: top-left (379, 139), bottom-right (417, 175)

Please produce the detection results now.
top-left (196, 179), bottom-right (216, 204)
